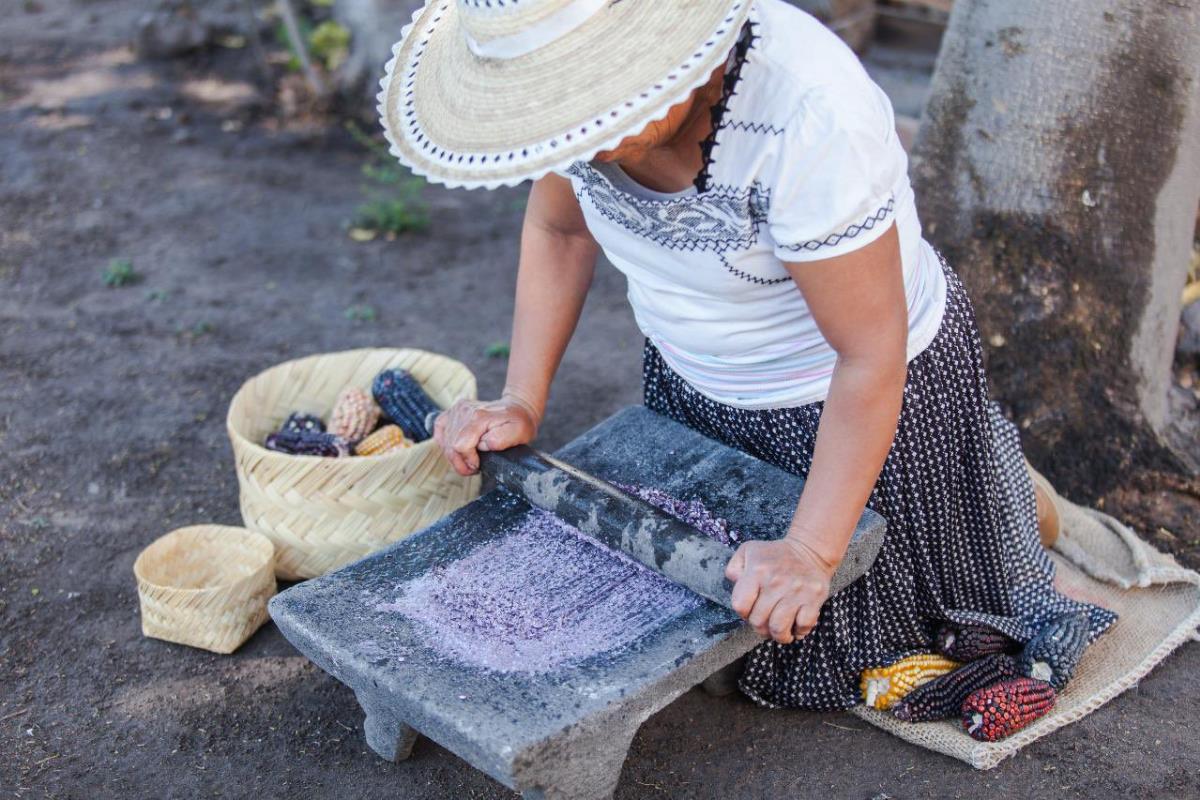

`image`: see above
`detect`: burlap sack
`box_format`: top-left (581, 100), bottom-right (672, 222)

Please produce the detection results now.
top-left (851, 500), bottom-right (1200, 769)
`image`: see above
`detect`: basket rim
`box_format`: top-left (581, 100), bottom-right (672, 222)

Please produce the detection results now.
top-left (225, 346), bottom-right (471, 462)
top-left (134, 524), bottom-right (275, 596)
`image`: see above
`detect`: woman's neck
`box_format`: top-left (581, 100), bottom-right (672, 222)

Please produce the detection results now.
top-left (616, 70), bottom-right (725, 194)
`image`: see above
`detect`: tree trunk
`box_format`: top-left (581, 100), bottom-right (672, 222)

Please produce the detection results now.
top-left (332, 0), bottom-right (421, 104)
top-left (911, 0), bottom-right (1200, 499)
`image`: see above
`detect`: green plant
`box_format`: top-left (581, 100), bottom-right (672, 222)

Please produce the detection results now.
top-left (352, 197), bottom-right (429, 237)
top-left (344, 303), bottom-right (377, 323)
top-left (309, 20), bottom-right (350, 71)
top-left (346, 121), bottom-right (431, 236)
top-left (273, 6), bottom-right (318, 73)
top-left (484, 341), bottom-right (511, 359)
top-left (102, 258), bottom-right (140, 288)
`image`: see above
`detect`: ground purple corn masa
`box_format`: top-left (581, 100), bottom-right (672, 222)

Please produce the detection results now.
top-left (373, 487), bottom-right (742, 674)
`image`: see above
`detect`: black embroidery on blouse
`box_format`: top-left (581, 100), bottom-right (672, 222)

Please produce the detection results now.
top-left (569, 162), bottom-right (772, 255)
top-left (722, 119), bottom-right (784, 136)
top-left (777, 197), bottom-right (896, 253)
top-left (719, 252), bottom-right (791, 285)
top-left (694, 20), bottom-right (759, 194)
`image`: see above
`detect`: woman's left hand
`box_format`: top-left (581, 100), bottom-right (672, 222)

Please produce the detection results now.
top-left (725, 537), bottom-right (836, 644)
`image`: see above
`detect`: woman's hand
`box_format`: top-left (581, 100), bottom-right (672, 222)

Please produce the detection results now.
top-left (725, 537), bottom-right (837, 644)
top-left (433, 394), bottom-right (539, 476)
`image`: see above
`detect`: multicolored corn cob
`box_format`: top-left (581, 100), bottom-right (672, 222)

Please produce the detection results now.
top-left (861, 654), bottom-right (961, 711)
top-left (372, 368), bottom-right (440, 442)
top-left (265, 430), bottom-right (350, 458)
top-left (328, 387), bottom-right (381, 442)
top-left (1018, 612), bottom-right (1090, 690)
top-left (962, 677), bottom-right (1056, 741)
top-left (282, 412), bottom-right (325, 434)
top-left (935, 621), bottom-right (1019, 662)
top-left (891, 654), bottom-right (1019, 723)
top-left (354, 424), bottom-right (409, 456)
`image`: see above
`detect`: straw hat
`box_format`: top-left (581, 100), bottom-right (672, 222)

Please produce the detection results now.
top-left (377, 0), bottom-right (753, 189)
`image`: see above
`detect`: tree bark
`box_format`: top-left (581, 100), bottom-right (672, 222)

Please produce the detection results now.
top-left (332, 0), bottom-right (421, 104)
top-left (911, 0), bottom-right (1200, 499)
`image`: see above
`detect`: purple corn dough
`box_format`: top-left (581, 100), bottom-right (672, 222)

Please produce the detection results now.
top-left (613, 482), bottom-right (742, 546)
top-left (373, 488), bottom-right (741, 674)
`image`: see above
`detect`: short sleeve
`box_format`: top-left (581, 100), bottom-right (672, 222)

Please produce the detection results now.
top-left (766, 87), bottom-right (901, 263)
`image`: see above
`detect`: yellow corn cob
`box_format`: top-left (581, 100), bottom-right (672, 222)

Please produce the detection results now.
top-left (354, 424), bottom-right (409, 456)
top-left (860, 653), bottom-right (960, 711)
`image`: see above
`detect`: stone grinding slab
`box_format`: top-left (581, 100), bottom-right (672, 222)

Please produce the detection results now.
top-left (270, 406), bottom-right (886, 800)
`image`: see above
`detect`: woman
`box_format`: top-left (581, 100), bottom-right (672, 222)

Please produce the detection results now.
top-left (379, 0), bottom-right (1115, 709)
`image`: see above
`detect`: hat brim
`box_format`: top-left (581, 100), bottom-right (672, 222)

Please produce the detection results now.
top-left (378, 0), bottom-right (752, 189)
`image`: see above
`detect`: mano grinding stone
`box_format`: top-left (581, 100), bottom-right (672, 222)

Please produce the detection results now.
top-left (270, 405), bottom-right (886, 800)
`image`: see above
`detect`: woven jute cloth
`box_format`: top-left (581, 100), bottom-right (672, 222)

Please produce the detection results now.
top-left (851, 499), bottom-right (1200, 769)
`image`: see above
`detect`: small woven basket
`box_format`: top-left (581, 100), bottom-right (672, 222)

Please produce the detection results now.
top-left (134, 525), bottom-right (276, 654)
top-left (226, 348), bottom-right (481, 580)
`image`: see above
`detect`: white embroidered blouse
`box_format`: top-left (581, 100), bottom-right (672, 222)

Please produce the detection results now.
top-left (561, 0), bottom-right (947, 410)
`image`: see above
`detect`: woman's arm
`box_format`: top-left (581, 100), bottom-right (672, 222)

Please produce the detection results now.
top-left (725, 225), bottom-right (908, 643)
top-left (435, 173), bottom-right (600, 476)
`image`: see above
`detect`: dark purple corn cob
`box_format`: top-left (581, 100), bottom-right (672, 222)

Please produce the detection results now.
top-left (282, 412), bottom-right (325, 434)
top-left (962, 677), bottom-right (1056, 741)
top-left (935, 621), bottom-right (1019, 662)
top-left (1017, 612), bottom-right (1090, 690)
top-left (372, 368), bottom-right (440, 442)
top-left (892, 654), bottom-right (1019, 723)
top-left (265, 430), bottom-right (350, 457)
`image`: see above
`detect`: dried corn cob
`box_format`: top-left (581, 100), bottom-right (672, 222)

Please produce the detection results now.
top-left (1018, 612), bottom-right (1090, 690)
top-left (354, 424), bottom-right (409, 456)
top-left (328, 387), bottom-right (381, 442)
top-left (372, 368), bottom-right (440, 442)
top-left (935, 621), bottom-right (1019, 662)
top-left (282, 412), bottom-right (325, 434)
top-left (265, 430), bottom-right (350, 457)
top-left (892, 654), bottom-right (1019, 723)
top-left (962, 677), bottom-right (1056, 741)
top-left (861, 654), bottom-right (961, 710)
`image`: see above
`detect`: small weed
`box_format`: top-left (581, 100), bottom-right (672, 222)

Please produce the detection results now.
top-left (484, 341), bottom-right (511, 359)
top-left (27, 516), bottom-right (49, 530)
top-left (309, 20), bottom-right (350, 71)
top-left (344, 304), bottom-right (377, 323)
top-left (178, 320), bottom-right (214, 340)
top-left (352, 197), bottom-right (429, 237)
top-left (146, 288), bottom-right (170, 303)
top-left (346, 121), bottom-right (430, 236)
top-left (102, 258), bottom-right (140, 288)
top-left (273, 17), bottom-right (314, 72)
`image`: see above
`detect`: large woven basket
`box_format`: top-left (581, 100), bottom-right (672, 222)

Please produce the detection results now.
top-left (134, 525), bottom-right (276, 654)
top-left (226, 348), bottom-right (481, 580)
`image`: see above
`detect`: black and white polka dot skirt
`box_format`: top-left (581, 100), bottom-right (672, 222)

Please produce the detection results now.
top-left (642, 255), bottom-right (1118, 710)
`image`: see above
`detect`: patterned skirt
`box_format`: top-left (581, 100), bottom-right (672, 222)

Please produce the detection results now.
top-left (642, 256), bottom-right (1118, 710)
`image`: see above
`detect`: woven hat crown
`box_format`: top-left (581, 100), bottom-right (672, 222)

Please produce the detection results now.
top-left (457, 0), bottom-right (615, 59)
top-left (378, 0), bottom-right (752, 188)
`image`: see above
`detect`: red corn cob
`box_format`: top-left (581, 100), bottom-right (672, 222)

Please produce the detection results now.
top-left (892, 654), bottom-right (1019, 723)
top-left (962, 677), bottom-right (1056, 741)
top-left (935, 621), bottom-right (1019, 662)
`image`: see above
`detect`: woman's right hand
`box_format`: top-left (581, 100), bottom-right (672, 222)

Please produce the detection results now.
top-left (432, 394), bottom-right (540, 476)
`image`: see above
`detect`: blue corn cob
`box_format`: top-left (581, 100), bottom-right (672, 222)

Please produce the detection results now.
top-left (281, 412), bottom-right (325, 434)
top-left (372, 368), bottom-right (440, 442)
top-left (265, 430), bottom-right (350, 457)
top-left (1018, 612), bottom-right (1091, 690)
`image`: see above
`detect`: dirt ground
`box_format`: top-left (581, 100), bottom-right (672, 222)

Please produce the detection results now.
top-left (2, 3), bottom-right (1198, 798)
